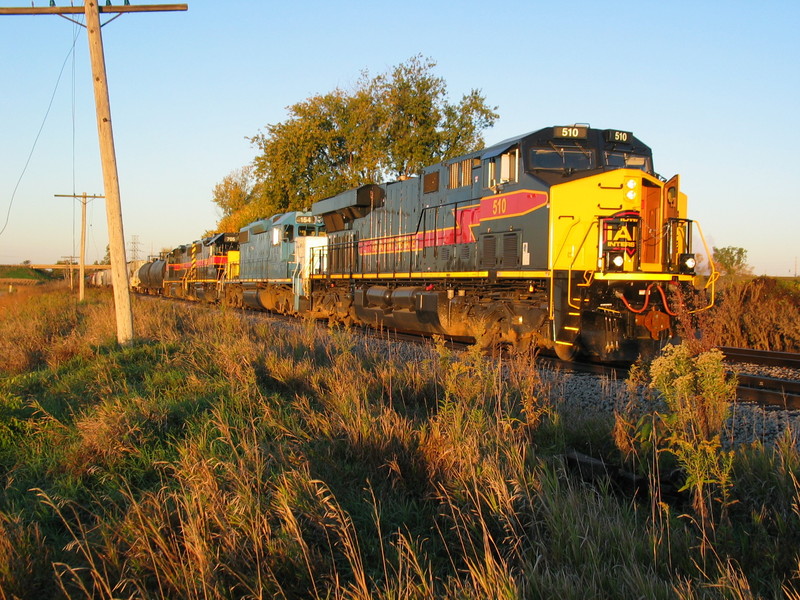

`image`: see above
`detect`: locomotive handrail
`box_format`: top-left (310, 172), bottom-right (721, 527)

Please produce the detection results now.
top-left (548, 216), bottom-right (581, 319)
top-left (364, 231), bottom-right (417, 276)
top-left (321, 230), bottom-right (430, 277)
top-left (688, 220), bottom-right (718, 312)
top-left (566, 220), bottom-right (600, 311)
top-left (291, 261), bottom-right (303, 312)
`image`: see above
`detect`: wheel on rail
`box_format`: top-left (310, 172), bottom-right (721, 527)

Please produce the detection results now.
top-left (554, 341), bottom-right (579, 361)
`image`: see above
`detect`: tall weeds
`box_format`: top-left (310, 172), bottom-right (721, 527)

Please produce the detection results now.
top-left (684, 277), bottom-right (800, 352)
top-left (0, 288), bottom-right (798, 598)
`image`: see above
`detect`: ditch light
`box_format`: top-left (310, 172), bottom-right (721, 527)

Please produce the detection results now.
top-left (605, 250), bottom-right (625, 272)
top-left (680, 253), bottom-right (697, 274)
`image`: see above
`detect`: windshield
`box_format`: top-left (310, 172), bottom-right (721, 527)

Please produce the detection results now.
top-left (298, 225), bottom-right (321, 236)
top-left (604, 151), bottom-right (652, 173)
top-left (530, 147), bottom-right (595, 171)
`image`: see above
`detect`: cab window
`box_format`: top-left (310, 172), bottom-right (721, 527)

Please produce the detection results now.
top-left (530, 148), bottom-right (594, 171)
top-left (484, 148), bottom-right (519, 187)
top-left (298, 225), bottom-right (317, 236)
top-left (604, 151), bottom-right (652, 172)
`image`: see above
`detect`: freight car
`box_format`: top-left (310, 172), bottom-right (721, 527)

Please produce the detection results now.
top-left (136, 125), bottom-right (716, 362)
top-left (89, 260), bottom-right (145, 288)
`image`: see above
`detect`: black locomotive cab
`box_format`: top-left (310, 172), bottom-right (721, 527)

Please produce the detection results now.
top-left (520, 126), bottom-right (655, 184)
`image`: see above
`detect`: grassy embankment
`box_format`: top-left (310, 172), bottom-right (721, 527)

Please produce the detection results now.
top-left (0, 266), bottom-right (57, 288)
top-left (0, 286), bottom-right (798, 599)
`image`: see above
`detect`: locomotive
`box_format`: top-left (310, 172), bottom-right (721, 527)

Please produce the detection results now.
top-left (135, 125), bottom-right (716, 361)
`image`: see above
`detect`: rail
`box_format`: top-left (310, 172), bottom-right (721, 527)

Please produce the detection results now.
top-left (735, 375), bottom-right (800, 409)
top-left (719, 346), bottom-right (800, 408)
top-left (720, 347), bottom-right (800, 369)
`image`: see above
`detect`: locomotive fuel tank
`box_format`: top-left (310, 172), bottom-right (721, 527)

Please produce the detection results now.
top-left (355, 285), bottom-right (450, 335)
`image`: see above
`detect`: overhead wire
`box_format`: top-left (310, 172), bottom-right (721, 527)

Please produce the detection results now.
top-left (0, 17), bottom-right (83, 239)
top-left (71, 14), bottom-right (79, 264)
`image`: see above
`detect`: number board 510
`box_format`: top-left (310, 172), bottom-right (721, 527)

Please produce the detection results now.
top-left (604, 129), bottom-right (632, 143)
top-left (554, 126), bottom-right (588, 139)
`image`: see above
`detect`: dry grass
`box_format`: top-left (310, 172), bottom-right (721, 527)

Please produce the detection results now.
top-left (0, 512), bottom-right (51, 599)
top-left (684, 277), bottom-right (800, 352)
top-left (0, 287), bottom-right (798, 598)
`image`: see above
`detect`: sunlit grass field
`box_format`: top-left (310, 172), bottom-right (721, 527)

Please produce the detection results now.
top-left (0, 285), bottom-right (798, 599)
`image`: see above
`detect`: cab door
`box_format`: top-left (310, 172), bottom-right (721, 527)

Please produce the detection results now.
top-left (663, 175), bottom-right (680, 221)
top-left (640, 180), bottom-right (663, 269)
top-left (662, 175), bottom-right (688, 265)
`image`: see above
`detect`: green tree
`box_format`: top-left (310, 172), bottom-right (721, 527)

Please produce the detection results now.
top-left (250, 87), bottom-right (382, 214)
top-left (215, 55), bottom-right (498, 229)
top-left (712, 246), bottom-right (751, 279)
top-left (380, 55), bottom-right (497, 177)
top-left (92, 245), bottom-right (110, 266)
top-left (213, 166), bottom-right (256, 219)
top-left (213, 166), bottom-right (261, 232)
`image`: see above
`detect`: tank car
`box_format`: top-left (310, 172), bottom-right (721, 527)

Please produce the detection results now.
top-left (88, 268), bottom-right (113, 287)
top-left (307, 125), bottom-right (715, 361)
top-left (127, 260), bottom-right (146, 290)
top-left (136, 258), bottom-right (166, 293)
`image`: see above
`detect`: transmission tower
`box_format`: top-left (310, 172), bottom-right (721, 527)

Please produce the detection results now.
top-left (128, 234), bottom-right (142, 261)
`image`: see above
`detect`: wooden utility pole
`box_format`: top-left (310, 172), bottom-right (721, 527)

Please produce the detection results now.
top-left (1, 2), bottom-right (188, 344)
top-left (55, 192), bottom-right (103, 302)
top-left (84, 0), bottom-right (133, 342)
top-left (61, 255), bottom-right (78, 289)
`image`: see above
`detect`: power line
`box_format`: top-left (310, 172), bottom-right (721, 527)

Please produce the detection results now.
top-left (2, 2), bottom-right (188, 345)
top-left (0, 25), bottom-right (81, 238)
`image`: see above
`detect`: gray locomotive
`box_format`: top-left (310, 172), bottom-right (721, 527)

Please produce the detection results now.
top-left (136, 125), bottom-right (715, 361)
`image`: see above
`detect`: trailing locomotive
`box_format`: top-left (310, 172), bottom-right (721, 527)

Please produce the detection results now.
top-left (135, 125), bottom-right (716, 362)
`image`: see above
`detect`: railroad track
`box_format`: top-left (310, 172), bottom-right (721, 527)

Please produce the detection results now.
top-left (530, 347), bottom-right (800, 411)
top-left (720, 346), bottom-right (800, 369)
top-left (734, 375), bottom-right (800, 409)
top-left (719, 346), bottom-right (800, 409)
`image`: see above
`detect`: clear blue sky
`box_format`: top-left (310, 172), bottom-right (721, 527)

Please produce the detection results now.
top-left (1, 0), bottom-right (798, 275)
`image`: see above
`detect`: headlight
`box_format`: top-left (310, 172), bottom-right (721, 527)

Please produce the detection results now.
top-left (679, 253), bottom-right (696, 273)
top-left (605, 251), bottom-right (625, 272)
top-left (625, 179), bottom-right (638, 200)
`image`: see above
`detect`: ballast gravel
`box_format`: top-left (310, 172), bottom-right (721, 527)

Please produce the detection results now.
top-left (540, 363), bottom-right (800, 449)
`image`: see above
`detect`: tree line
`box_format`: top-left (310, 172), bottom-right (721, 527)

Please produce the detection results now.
top-left (212, 56), bottom-right (498, 232)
